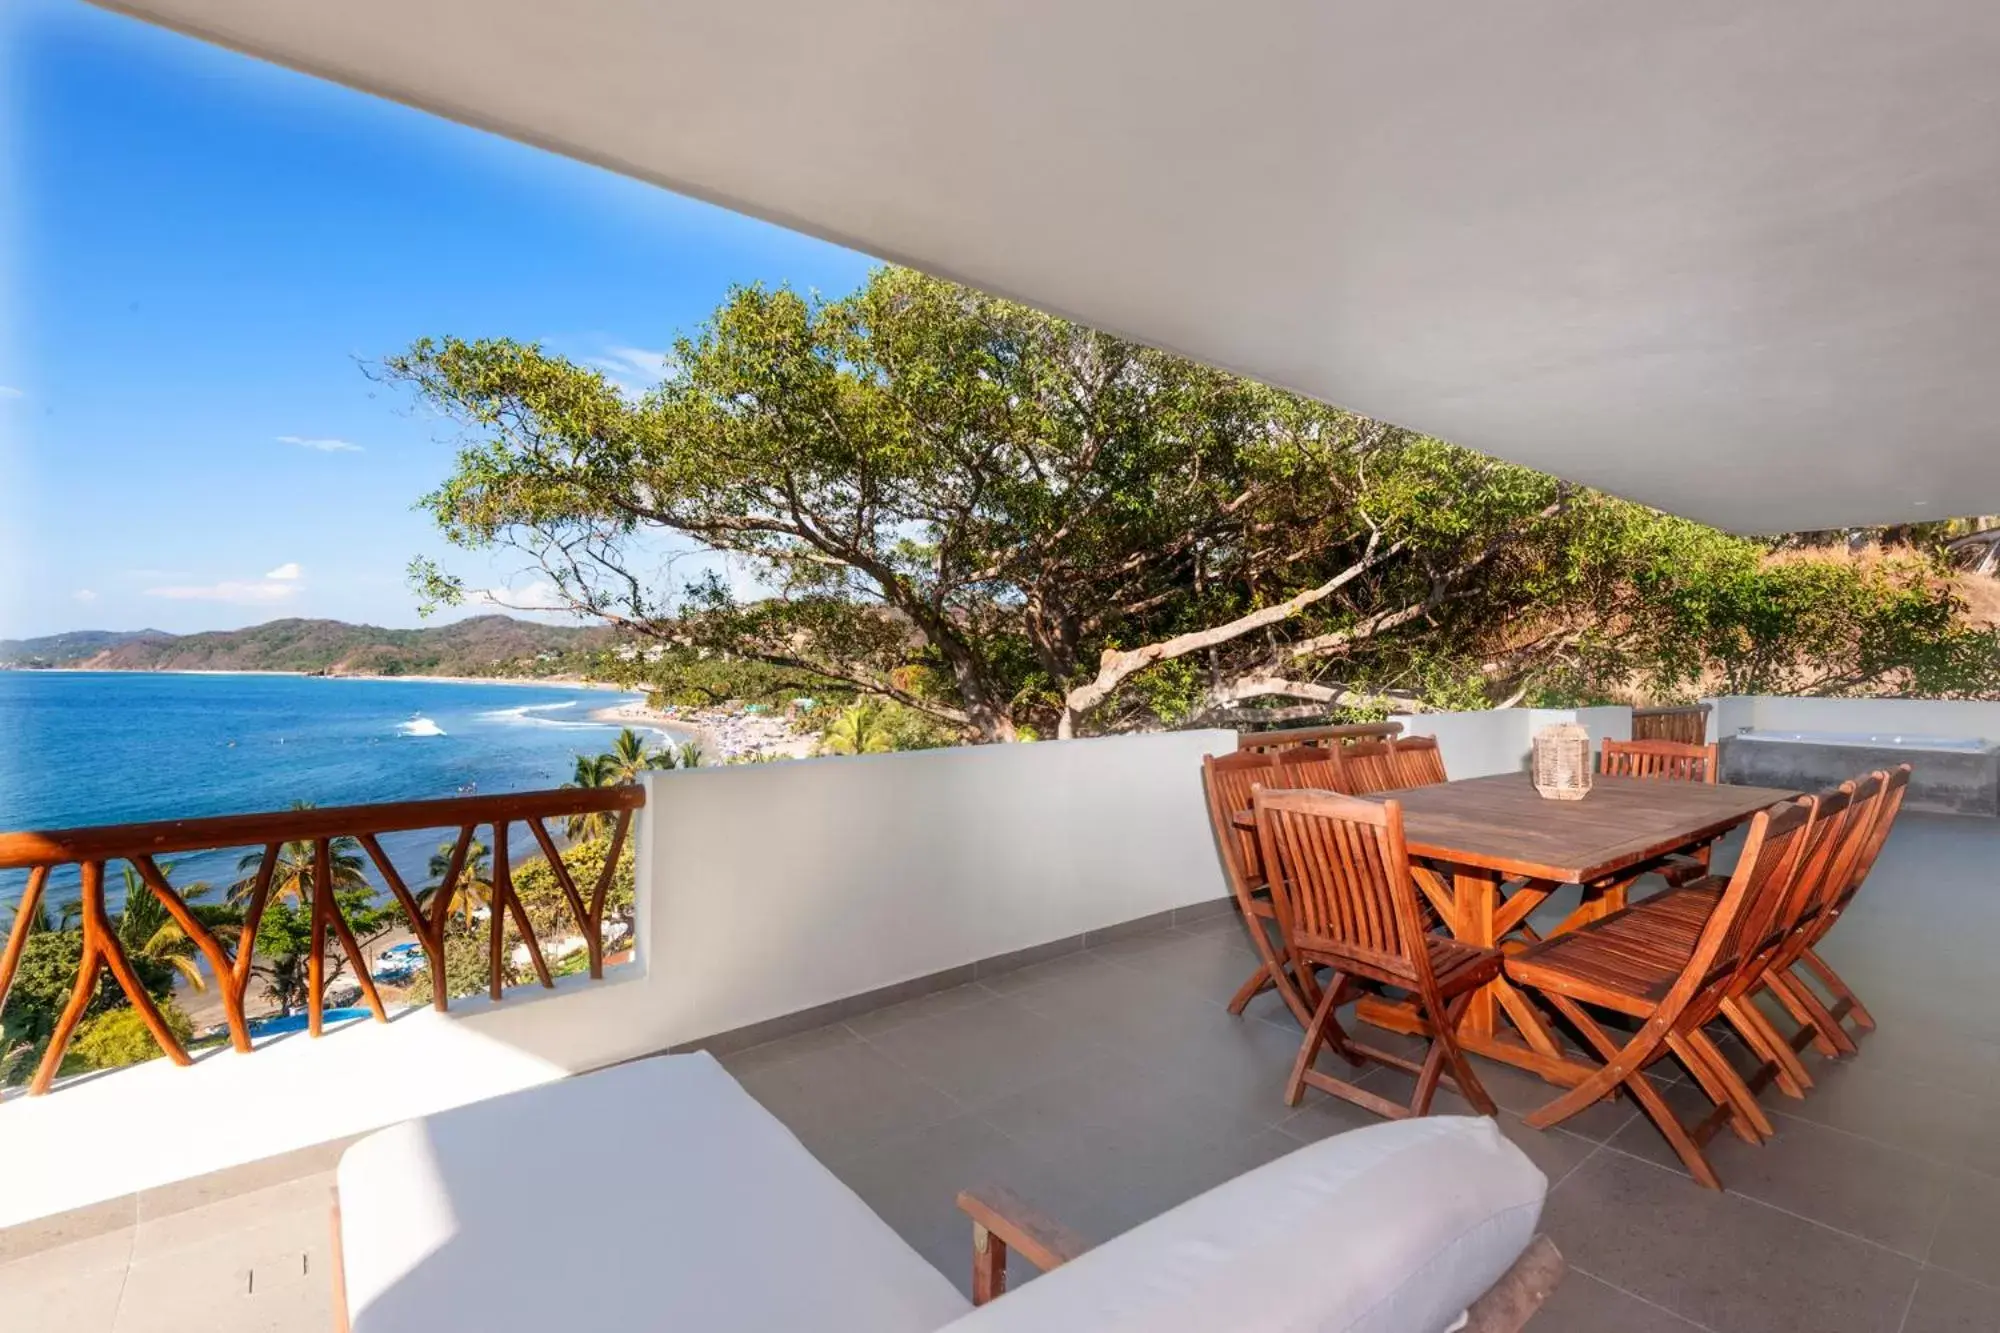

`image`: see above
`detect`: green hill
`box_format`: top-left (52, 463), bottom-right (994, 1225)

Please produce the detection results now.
top-left (0, 629), bottom-right (173, 667)
top-left (0, 616), bottom-right (611, 677)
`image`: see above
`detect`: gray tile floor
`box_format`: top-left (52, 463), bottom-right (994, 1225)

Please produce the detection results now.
top-left (4, 813), bottom-right (1997, 1331)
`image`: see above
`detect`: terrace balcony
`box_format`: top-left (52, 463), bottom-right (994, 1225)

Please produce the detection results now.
top-left (2, 696), bottom-right (1997, 1332)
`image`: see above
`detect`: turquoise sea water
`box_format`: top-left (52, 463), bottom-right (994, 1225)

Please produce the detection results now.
top-left (0, 672), bottom-right (664, 910)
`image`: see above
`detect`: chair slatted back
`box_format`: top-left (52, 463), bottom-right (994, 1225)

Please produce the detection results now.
top-left (1600, 738), bottom-right (1719, 784)
top-left (1761, 785), bottom-right (1853, 956)
top-left (1340, 740), bottom-right (1401, 795)
top-left (1236, 722), bottom-right (1402, 754)
top-left (1273, 746), bottom-right (1349, 794)
top-left (1387, 735), bottom-right (1448, 788)
top-left (1830, 764), bottom-right (1911, 915)
top-left (1202, 750), bottom-right (1279, 893)
top-left (1631, 705), bottom-right (1711, 745)
top-left (1687, 798), bottom-right (1813, 1011)
top-left (1802, 772), bottom-right (1884, 921)
top-left (1252, 788), bottom-right (1433, 988)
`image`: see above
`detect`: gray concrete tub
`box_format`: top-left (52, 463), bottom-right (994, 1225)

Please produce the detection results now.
top-left (1721, 729), bottom-right (2000, 817)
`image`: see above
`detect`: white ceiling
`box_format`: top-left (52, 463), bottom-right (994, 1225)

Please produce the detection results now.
top-left (99, 1), bottom-right (2000, 532)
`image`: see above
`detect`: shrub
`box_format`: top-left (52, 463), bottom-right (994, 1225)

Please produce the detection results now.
top-left (70, 1001), bottom-right (196, 1071)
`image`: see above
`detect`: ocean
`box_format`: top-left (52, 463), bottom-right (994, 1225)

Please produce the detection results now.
top-left (0, 671), bottom-right (670, 910)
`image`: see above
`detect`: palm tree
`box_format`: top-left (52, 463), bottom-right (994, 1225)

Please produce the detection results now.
top-left (820, 701), bottom-right (898, 755)
top-left (230, 801), bottom-right (369, 906)
top-left (418, 839), bottom-right (494, 925)
top-left (3, 889), bottom-right (71, 940)
top-left (563, 752), bottom-right (618, 841)
top-left (601, 727), bottom-right (683, 785)
top-left (115, 863), bottom-right (242, 992)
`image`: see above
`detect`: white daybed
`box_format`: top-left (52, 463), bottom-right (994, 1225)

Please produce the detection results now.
top-left (333, 1052), bottom-right (1560, 1333)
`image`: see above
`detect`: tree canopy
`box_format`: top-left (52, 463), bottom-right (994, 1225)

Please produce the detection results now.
top-left (389, 267), bottom-right (2000, 740)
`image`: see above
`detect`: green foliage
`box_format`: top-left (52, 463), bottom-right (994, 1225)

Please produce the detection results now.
top-left (512, 833), bottom-right (636, 944)
top-left (403, 924), bottom-right (516, 1003)
top-left (387, 266), bottom-right (2000, 735)
top-left (70, 1001), bottom-right (196, 1071)
top-left (419, 839), bottom-right (494, 925)
top-left (232, 808), bottom-right (370, 907)
top-left (400, 835), bottom-right (635, 1003)
top-left (0, 923), bottom-right (177, 1086)
top-left (815, 699), bottom-right (949, 755)
top-left (116, 865), bottom-right (240, 992)
top-left (635, 646), bottom-right (843, 711)
top-left (251, 890), bottom-right (394, 1016)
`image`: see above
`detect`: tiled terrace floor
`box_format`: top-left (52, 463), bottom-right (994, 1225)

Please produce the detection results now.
top-left (5, 814), bottom-right (1999, 1331)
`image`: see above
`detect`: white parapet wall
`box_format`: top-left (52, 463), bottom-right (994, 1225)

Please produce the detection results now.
top-left (0, 728), bottom-right (1234, 1227)
top-left (644, 727), bottom-right (1236, 1043)
top-left (1390, 706), bottom-right (1633, 779)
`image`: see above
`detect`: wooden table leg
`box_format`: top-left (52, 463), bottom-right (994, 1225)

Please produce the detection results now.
top-left (1459, 868), bottom-right (1499, 1040)
top-left (1548, 868), bottom-right (1646, 936)
top-left (1356, 860), bottom-right (1597, 1088)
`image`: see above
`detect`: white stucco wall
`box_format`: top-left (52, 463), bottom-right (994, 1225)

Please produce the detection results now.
top-left (1390, 709), bottom-right (1533, 777)
top-left (1392, 706), bottom-right (1634, 779)
top-left (644, 728), bottom-right (1235, 1042)
top-left (0, 729), bottom-right (1234, 1226)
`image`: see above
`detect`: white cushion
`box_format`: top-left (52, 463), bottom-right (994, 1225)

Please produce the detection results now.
top-left (939, 1116), bottom-right (1545, 1333)
top-left (337, 1052), bottom-right (971, 1333)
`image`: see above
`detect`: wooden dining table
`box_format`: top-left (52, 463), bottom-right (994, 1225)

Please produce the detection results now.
top-left (1237, 772), bottom-right (1801, 1087)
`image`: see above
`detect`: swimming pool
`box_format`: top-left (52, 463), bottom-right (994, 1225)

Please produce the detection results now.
top-left (249, 1007), bottom-right (374, 1037)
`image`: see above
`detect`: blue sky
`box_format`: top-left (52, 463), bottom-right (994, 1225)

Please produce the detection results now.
top-left (0, 0), bottom-right (875, 639)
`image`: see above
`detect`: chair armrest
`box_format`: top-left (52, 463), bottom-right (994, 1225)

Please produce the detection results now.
top-left (955, 1184), bottom-right (1092, 1305)
top-left (1463, 1235), bottom-right (1564, 1332)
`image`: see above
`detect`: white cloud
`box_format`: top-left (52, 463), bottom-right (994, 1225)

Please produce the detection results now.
top-left (469, 578), bottom-right (562, 610)
top-left (583, 345), bottom-right (668, 400)
top-left (276, 435), bottom-right (363, 453)
top-left (0, 386), bottom-right (22, 400)
top-left (148, 563), bottom-right (304, 604)
top-left (73, 588), bottom-right (97, 603)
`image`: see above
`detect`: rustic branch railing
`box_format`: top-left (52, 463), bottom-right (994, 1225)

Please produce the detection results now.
top-left (1630, 705), bottom-right (1712, 746)
top-left (1235, 721), bottom-right (1403, 753)
top-left (0, 786), bottom-right (645, 1096)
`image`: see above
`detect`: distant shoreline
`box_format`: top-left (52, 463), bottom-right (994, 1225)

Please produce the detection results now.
top-left (19, 667), bottom-right (626, 690)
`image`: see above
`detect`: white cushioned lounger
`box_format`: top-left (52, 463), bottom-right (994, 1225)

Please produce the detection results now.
top-left (336, 1051), bottom-right (971, 1333)
top-left (337, 1052), bottom-right (1548, 1333)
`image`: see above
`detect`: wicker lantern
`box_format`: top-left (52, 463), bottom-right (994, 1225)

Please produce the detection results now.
top-left (1532, 722), bottom-right (1593, 801)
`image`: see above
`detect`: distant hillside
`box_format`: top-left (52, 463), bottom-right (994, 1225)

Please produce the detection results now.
top-left (0, 629), bottom-right (173, 667)
top-left (0, 616), bottom-right (613, 678)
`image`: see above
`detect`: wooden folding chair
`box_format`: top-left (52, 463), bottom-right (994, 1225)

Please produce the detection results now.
top-left (1338, 739), bottom-right (1402, 795)
top-left (1272, 744), bottom-right (1349, 793)
top-left (1599, 737), bottom-right (1722, 884)
top-left (1201, 750), bottom-right (1314, 1026)
top-left (1387, 735), bottom-right (1449, 788)
top-left (1764, 764), bottom-right (1910, 1057)
top-left (1599, 737), bottom-right (1719, 783)
top-left (1613, 783), bottom-right (1860, 1105)
top-left (1253, 788), bottom-right (1501, 1120)
top-left (1503, 797), bottom-right (1814, 1188)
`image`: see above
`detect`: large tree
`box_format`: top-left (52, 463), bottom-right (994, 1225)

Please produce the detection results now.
top-left (388, 268), bottom-right (2000, 738)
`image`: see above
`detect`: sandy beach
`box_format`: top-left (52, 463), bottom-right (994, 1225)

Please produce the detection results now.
top-left (591, 698), bottom-right (817, 762)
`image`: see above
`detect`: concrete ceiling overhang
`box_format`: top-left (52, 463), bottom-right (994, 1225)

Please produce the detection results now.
top-left (95, 1), bottom-right (2000, 532)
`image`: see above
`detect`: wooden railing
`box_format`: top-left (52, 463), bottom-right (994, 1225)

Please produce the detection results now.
top-left (1630, 704), bottom-right (1712, 746)
top-left (1235, 721), bottom-right (1403, 753)
top-left (0, 786), bottom-right (646, 1096)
